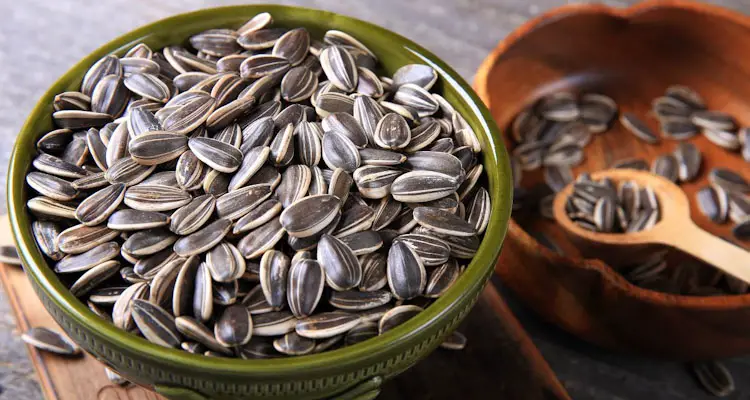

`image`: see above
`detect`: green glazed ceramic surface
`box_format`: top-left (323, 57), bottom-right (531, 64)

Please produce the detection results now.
top-left (7, 5), bottom-right (512, 400)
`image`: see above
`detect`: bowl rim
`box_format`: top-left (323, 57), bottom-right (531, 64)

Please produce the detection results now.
top-left (8, 4), bottom-right (513, 374)
top-left (473, 0), bottom-right (750, 309)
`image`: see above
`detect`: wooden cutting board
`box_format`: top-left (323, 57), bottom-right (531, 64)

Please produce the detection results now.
top-left (0, 214), bottom-right (569, 400)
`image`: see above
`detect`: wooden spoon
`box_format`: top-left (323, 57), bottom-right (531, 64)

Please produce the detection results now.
top-left (553, 169), bottom-right (750, 283)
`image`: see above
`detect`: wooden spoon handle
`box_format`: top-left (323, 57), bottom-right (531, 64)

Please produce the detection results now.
top-left (658, 223), bottom-right (750, 283)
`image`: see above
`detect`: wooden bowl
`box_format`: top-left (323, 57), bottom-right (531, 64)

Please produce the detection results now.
top-left (475, 0), bottom-right (750, 360)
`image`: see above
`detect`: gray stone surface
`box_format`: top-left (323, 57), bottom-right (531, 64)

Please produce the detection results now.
top-left (1, 1), bottom-right (750, 399)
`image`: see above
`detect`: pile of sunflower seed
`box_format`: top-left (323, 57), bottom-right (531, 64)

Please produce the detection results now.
top-left (560, 173), bottom-right (660, 234)
top-left (511, 84), bottom-right (749, 298)
top-left (25, 12), bottom-right (488, 360)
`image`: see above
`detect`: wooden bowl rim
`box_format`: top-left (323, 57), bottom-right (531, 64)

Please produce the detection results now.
top-left (473, 0), bottom-right (750, 309)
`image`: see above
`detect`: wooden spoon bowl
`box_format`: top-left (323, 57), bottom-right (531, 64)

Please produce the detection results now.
top-left (474, 0), bottom-right (750, 359)
top-left (553, 169), bottom-right (750, 282)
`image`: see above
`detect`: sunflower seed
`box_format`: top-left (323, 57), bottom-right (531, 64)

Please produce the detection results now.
top-left (394, 83), bottom-right (438, 117)
top-left (357, 149), bottom-right (405, 167)
top-left (208, 304), bottom-right (252, 349)
top-left (392, 64), bottom-right (437, 90)
top-left (240, 55), bottom-right (291, 80)
top-left (390, 171), bottom-right (458, 204)
top-left (379, 305), bottom-right (422, 334)
top-left (423, 257), bottom-right (461, 298)
top-left (287, 258), bottom-right (325, 318)
top-left (188, 137), bottom-right (243, 173)
top-left (170, 256), bottom-right (199, 317)
top-left (334, 204), bottom-right (375, 237)
top-left (620, 112), bottom-right (659, 144)
top-left (728, 192), bottom-right (750, 224)
top-left (148, 258), bottom-right (182, 308)
top-left (370, 113), bottom-right (410, 150)
top-left (241, 285), bottom-right (274, 314)
top-left (240, 116), bottom-right (274, 152)
top-left (280, 194), bottom-right (341, 238)
top-left (317, 234), bottom-right (362, 290)
top-left (704, 128), bottom-right (741, 151)
top-left (55, 242), bottom-right (119, 273)
top-left (32, 154), bottom-right (89, 180)
top-left (403, 151), bottom-right (464, 182)
top-left (89, 286), bottom-right (128, 304)
top-left (271, 332), bottom-right (314, 355)
top-left (319, 46), bottom-right (358, 92)
top-left (440, 330), bottom-right (467, 351)
top-left (32, 221), bottom-right (64, 261)
top-left (173, 317), bottom-right (231, 355)
top-left (690, 361), bottom-right (735, 397)
top-left (91, 74), bottom-right (128, 117)
top-left (328, 168), bottom-right (353, 205)
top-left (121, 228), bottom-right (176, 256)
top-left (330, 290), bottom-right (391, 311)
top-left (57, 224), bottom-right (119, 254)
top-left (709, 168), bottom-right (750, 194)
top-left (203, 169), bottom-right (230, 196)
top-left (353, 95), bottom-right (384, 142)
top-left (412, 207), bottom-right (476, 237)
top-left (296, 311), bottom-right (360, 339)
top-left (189, 262), bottom-right (214, 322)
top-left (113, 281), bottom-right (148, 330)
top-left (0, 245), bottom-right (18, 267)
top-left (173, 218), bottom-right (231, 257)
top-left (105, 158), bottom-right (155, 187)
top-left (124, 185), bottom-right (191, 211)
top-left (338, 231), bottom-right (383, 256)
top-left (651, 154), bottom-right (678, 183)
top-left (238, 218), bottom-right (286, 259)
top-left (128, 107), bottom-right (162, 138)
top-left (21, 327), bottom-right (81, 356)
top-left (322, 112), bottom-right (368, 148)
top-left (386, 239), bottom-right (427, 300)
top-left (697, 186), bottom-right (728, 224)
top-left (26, 172), bottom-right (78, 202)
top-left (131, 300), bottom-right (181, 348)
top-left (258, 250), bottom-right (290, 309)
top-left (322, 130), bottom-right (361, 172)
top-left (216, 184), bottom-right (272, 220)
top-left (238, 28), bottom-right (286, 51)
top-left (371, 197), bottom-right (402, 231)
top-left (692, 110), bottom-right (736, 131)
top-left (673, 142), bottom-right (702, 182)
top-left (233, 199), bottom-right (282, 235)
top-left (166, 97), bottom-right (218, 137)
top-left (252, 311), bottom-right (297, 336)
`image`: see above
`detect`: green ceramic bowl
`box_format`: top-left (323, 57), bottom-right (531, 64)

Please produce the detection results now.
top-left (8, 5), bottom-right (512, 400)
